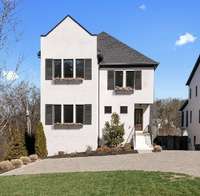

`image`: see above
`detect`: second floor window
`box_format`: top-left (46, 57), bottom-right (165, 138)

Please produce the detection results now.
top-left (186, 110), bottom-right (188, 127)
top-left (196, 86), bottom-right (198, 97)
top-left (190, 110), bottom-right (192, 124)
top-left (189, 88), bottom-right (192, 99)
top-left (107, 70), bottom-right (142, 90)
top-left (64, 59), bottom-right (73, 78)
top-left (181, 111), bottom-right (184, 127)
top-left (45, 58), bottom-right (92, 80)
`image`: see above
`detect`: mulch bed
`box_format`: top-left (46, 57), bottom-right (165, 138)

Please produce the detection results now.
top-left (48, 149), bottom-right (138, 159)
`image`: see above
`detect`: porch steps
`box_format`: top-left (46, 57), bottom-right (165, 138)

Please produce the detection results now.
top-left (135, 131), bottom-right (153, 151)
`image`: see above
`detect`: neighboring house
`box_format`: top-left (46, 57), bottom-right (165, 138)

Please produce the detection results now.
top-left (180, 55), bottom-right (200, 150)
top-left (40, 15), bottom-right (159, 155)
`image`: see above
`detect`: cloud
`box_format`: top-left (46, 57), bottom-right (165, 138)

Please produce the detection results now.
top-left (139, 4), bottom-right (146, 11)
top-left (2, 70), bottom-right (19, 81)
top-left (175, 33), bottom-right (197, 46)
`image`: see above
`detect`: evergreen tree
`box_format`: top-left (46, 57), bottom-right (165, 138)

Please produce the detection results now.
top-left (103, 113), bottom-right (124, 147)
top-left (6, 129), bottom-right (27, 160)
top-left (35, 122), bottom-right (48, 158)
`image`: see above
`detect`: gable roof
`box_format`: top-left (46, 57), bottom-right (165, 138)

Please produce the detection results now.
top-left (186, 55), bottom-right (200, 85)
top-left (179, 100), bottom-right (188, 111)
top-left (97, 32), bottom-right (159, 68)
top-left (41, 15), bottom-right (96, 37)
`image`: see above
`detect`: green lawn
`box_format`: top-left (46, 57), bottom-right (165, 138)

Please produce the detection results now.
top-left (0, 171), bottom-right (200, 196)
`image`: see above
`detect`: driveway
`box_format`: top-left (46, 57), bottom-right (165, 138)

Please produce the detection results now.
top-left (2, 151), bottom-right (200, 177)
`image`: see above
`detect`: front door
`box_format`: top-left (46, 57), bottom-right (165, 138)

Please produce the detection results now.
top-left (134, 109), bottom-right (143, 131)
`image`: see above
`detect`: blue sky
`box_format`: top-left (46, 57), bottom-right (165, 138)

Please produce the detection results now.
top-left (2, 0), bottom-right (200, 99)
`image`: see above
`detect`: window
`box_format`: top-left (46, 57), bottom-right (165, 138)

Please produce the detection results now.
top-left (45, 104), bottom-right (53, 125)
top-left (76, 59), bottom-right (84, 78)
top-left (64, 59), bottom-right (73, 78)
top-left (76, 105), bottom-right (84, 123)
top-left (135, 71), bottom-right (142, 90)
top-left (186, 111), bottom-right (188, 127)
top-left (45, 59), bottom-right (53, 80)
top-left (64, 105), bottom-right (73, 123)
top-left (199, 110), bottom-right (200, 123)
top-left (189, 88), bottom-right (192, 99)
top-left (54, 105), bottom-right (61, 123)
top-left (190, 110), bottom-right (192, 123)
top-left (107, 70), bottom-right (114, 90)
top-left (181, 111), bottom-right (184, 127)
top-left (196, 86), bottom-right (198, 97)
top-left (194, 136), bottom-right (196, 146)
top-left (54, 59), bottom-right (62, 78)
top-left (105, 106), bottom-right (112, 114)
top-left (115, 71), bottom-right (123, 87)
top-left (120, 106), bottom-right (128, 114)
top-left (126, 71), bottom-right (134, 88)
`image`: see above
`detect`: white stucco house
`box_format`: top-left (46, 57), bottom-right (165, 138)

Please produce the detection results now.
top-left (40, 15), bottom-right (159, 155)
top-left (180, 55), bottom-right (200, 150)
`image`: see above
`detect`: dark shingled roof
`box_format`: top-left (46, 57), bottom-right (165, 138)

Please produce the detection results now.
top-left (186, 55), bottom-right (200, 85)
top-left (97, 32), bottom-right (159, 68)
top-left (179, 100), bottom-right (188, 111)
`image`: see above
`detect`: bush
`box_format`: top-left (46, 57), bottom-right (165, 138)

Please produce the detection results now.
top-left (35, 122), bottom-right (48, 158)
top-left (103, 113), bottom-right (125, 147)
top-left (20, 156), bottom-right (31, 165)
top-left (123, 143), bottom-right (133, 152)
top-left (96, 146), bottom-right (111, 153)
top-left (85, 146), bottom-right (92, 154)
top-left (29, 154), bottom-right (38, 162)
top-left (11, 159), bottom-right (23, 168)
top-left (0, 161), bottom-right (14, 172)
top-left (6, 129), bottom-right (27, 160)
top-left (153, 145), bottom-right (162, 152)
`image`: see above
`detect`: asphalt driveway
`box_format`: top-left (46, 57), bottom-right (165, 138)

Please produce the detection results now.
top-left (2, 151), bottom-right (200, 177)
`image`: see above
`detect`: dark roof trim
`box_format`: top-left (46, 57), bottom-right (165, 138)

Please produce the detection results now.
top-left (186, 55), bottom-right (200, 85)
top-left (179, 100), bottom-right (188, 111)
top-left (41, 15), bottom-right (97, 37)
top-left (99, 64), bottom-right (158, 69)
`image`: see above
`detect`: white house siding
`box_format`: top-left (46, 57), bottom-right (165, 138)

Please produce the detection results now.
top-left (40, 17), bottom-right (98, 155)
top-left (99, 68), bottom-right (154, 143)
top-left (183, 61), bottom-right (200, 149)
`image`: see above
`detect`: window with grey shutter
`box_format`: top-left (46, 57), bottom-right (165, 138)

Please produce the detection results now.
top-left (107, 70), bottom-right (114, 90)
top-left (45, 104), bottom-right (53, 125)
top-left (126, 71), bottom-right (135, 88)
top-left (54, 59), bottom-right (62, 78)
top-left (135, 71), bottom-right (142, 90)
top-left (84, 59), bottom-right (92, 80)
top-left (84, 104), bottom-right (92, 125)
top-left (45, 59), bottom-right (53, 80)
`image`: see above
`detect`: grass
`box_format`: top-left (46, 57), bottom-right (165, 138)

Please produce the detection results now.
top-left (0, 171), bottom-right (200, 196)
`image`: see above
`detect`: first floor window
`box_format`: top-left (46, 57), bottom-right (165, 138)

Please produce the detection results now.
top-left (181, 111), bottom-right (184, 127)
top-left (64, 105), bottom-right (73, 123)
top-left (54, 59), bottom-right (62, 78)
top-left (186, 111), bottom-right (188, 127)
top-left (76, 105), bottom-right (84, 123)
top-left (120, 106), bottom-right (128, 114)
top-left (194, 136), bottom-right (196, 146)
top-left (105, 106), bottom-right (112, 114)
top-left (64, 59), bottom-right (73, 78)
top-left (199, 110), bottom-right (200, 123)
top-left (76, 59), bottom-right (84, 78)
top-left (54, 105), bottom-right (61, 123)
top-left (115, 71), bottom-right (123, 87)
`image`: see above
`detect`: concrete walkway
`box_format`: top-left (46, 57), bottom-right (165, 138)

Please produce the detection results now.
top-left (2, 151), bottom-right (200, 177)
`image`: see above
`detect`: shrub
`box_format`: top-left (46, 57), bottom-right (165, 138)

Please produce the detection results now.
top-left (29, 154), bottom-right (38, 162)
top-left (0, 161), bottom-right (14, 172)
top-left (35, 122), bottom-right (48, 158)
top-left (96, 146), bottom-right (111, 153)
top-left (103, 113), bottom-right (125, 147)
top-left (153, 145), bottom-right (162, 152)
top-left (6, 129), bottom-right (27, 160)
top-left (11, 159), bottom-right (23, 168)
top-left (85, 146), bottom-right (92, 154)
top-left (123, 143), bottom-right (133, 152)
top-left (20, 156), bottom-right (31, 165)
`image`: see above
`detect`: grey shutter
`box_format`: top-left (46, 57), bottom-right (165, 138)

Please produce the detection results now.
top-left (107, 70), bottom-right (114, 90)
top-left (84, 104), bottom-right (92, 125)
top-left (84, 59), bottom-right (92, 80)
top-left (45, 59), bottom-right (53, 80)
top-left (135, 71), bottom-right (142, 90)
top-left (45, 104), bottom-right (53, 125)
